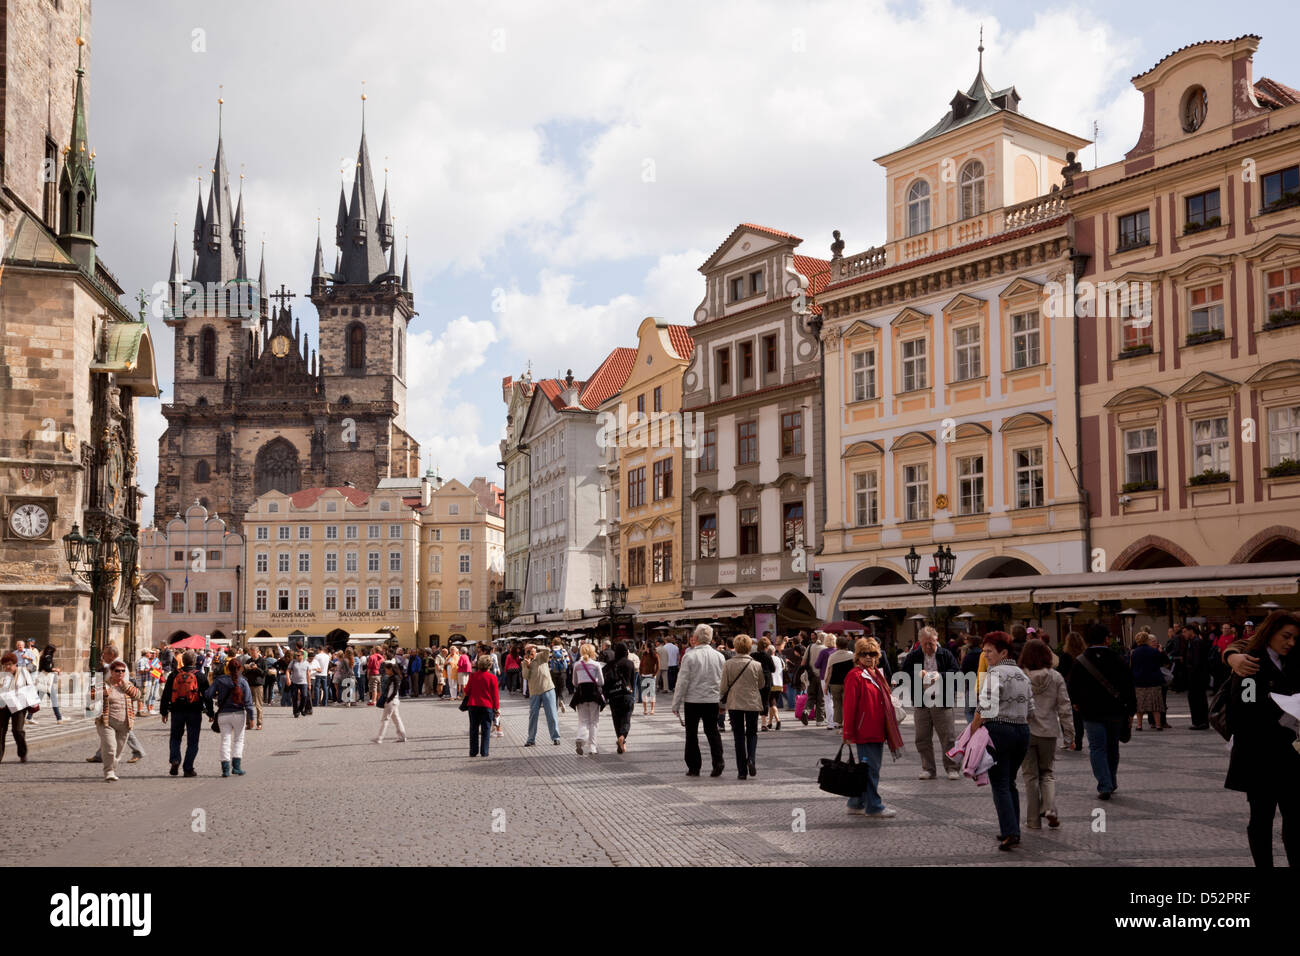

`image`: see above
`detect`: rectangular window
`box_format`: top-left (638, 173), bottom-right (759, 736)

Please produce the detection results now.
top-left (173, 550), bottom-right (184, 563)
top-left (389, 588), bottom-right (402, 611)
top-left (256, 527), bottom-right (269, 540)
top-left (901, 338), bottom-right (927, 391)
top-left (430, 553), bottom-right (442, 574)
top-left (1262, 165), bottom-right (1300, 211)
top-left (716, 348), bottom-right (730, 386)
top-left (737, 421), bottom-right (758, 464)
top-left (345, 551), bottom-right (358, 573)
top-left (325, 589), bottom-right (337, 611)
top-left (1121, 291), bottom-right (1153, 350)
top-left (851, 349), bottom-right (876, 401)
top-left (627, 547), bottom-right (646, 587)
top-left (1118, 209), bottom-right (1150, 250)
top-left (325, 526), bottom-right (338, 540)
top-left (637, 393), bottom-right (645, 415)
top-left (277, 526), bottom-right (290, 540)
top-left (653, 386), bottom-right (662, 413)
top-left (428, 589), bottom-right (441, 612)
top-left (956, 455), bottom-right (985, 515)
top-left (367, 587), bottom-right (380, 611)
top-left (953, 326), bottom-right (982, 381)
top-left (782, 501), bottom-right (804, 551)
top-left (298, 552), bottom-right (310, 573)
top-left (366, 524), bottom-right (380, 539)
top-left (740, 341), bottom-right (754, 379)
top-left (459, 527), bottom-right (471, 541)
top-left (627, 467), bottom-right (646, 508)
top-left (208, 550), bottom-right (221, 564)
top-left (458, 589), bottom-right (471, 612)
top-left (1268, 405), bottom-right (1300, 467)
top-left (277, 588), bottom-right (290, 611)
top-left (652, 540), bottom-right (673, 583)
top-left (750, 270), bottom-right (764, 295)
top-left (255, 552), bottom-right (268, 573)
top-left (1188, 283), bottom-right (1224, 336)
top-left (193, 592), bottom-right (208, 614)
top-left (170, 593), bottom-right (185, 614)
top-left (1185, 189), bottom-right (1221, 230)
top-left (344, 588), bottom-right (357, 611)
top-left (367, 551), bottom-right (380, 572)
top-left (448, 503), bottom-right (459, 515)
top-left (459, 553), bottom-right (471, 574)
top-left (346, 525), bottom-right (359, 540)
top-left (698, 514), bottom-right (717, 558)
top-left (218, 592), bottom-right (232, 614)
top-left (297, 589), bottom-right (310, 612)
top-left (1124, 428), bottom-right (1159, 487)
top-left (853, 472), bottom-right (879, 526)
top-left (389, 551), bottom-right (402, 572)
top-left (298, 525), bottom-right (311, 540)
top-left (781, 412), bottom-right (804, 456)
top-left (739, 508), bottom-right (759, 555)
top-left (904, 463), bottom-right (930, 521)
top-left (1011, 311), bottom-right (1041, 369)
top-left (1265, 266), bottom-right (1300, 319)
top-left (730, 276), bottom-right (745, 301)
top-left (1192, 417), bottom-right (1230, 475)
top-left (255, 589), bottom-right (267, 613)
top-left (700, 429), bottom-right (717, 471)
top-left (1014, 448), bottom-right (1044, 508)
top-left (431, 529), bottom-right (442, 541)
top-left (325, 551), bottom-right (337, 573)
top-left (277, 552), bottom-right (290, 573)
top-left (653, 458), bottom-right (673, 500)
top-left (764, 334), bottom-right (778, 374)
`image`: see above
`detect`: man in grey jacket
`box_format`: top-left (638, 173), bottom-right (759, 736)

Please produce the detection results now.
top-left (673, 624), bottom-right (726, 777)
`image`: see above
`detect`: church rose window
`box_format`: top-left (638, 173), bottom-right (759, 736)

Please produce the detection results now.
top-left (255, 438), bottom-right (301, 495)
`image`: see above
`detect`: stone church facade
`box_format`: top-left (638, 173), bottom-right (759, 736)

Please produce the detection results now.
top-left (154, 120), bottom-right (419, 533)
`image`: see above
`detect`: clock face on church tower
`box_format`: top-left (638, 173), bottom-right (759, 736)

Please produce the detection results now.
top-left (271, 335), bottom-right (291, 358)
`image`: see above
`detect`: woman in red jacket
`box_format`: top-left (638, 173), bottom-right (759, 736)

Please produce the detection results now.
top-left (464, 656), bottom-right (500, 757)
top-left (840, 637), bottom-right (905, 818)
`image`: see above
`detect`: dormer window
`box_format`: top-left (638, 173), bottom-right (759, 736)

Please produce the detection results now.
top-left (959, 162), bottom-right (985, 219)
top-left (1180, 86), bottom-right (1207, 133)
top-left (749, 270), bottom-right (764, 295)
top-left (907, 180), bottom-right (931, 236)
top-left (729, 276), bottom-right (745, 301)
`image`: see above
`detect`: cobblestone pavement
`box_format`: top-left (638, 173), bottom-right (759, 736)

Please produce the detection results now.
top-left (2, 689), bottom-right (1277, 866)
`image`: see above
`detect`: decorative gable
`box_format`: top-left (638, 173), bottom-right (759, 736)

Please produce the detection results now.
top-left (1103, 385), bottom-right (1166, 409)
top-left (890, 307), bottom-right (931, 329)
top-left (1172, 370), bottom-right (1237, 397)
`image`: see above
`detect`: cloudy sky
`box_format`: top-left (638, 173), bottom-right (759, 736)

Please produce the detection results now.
top-left (85, 0), bottom-right (1288, 523)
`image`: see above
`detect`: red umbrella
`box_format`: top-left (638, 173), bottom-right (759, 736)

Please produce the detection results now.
top-left (821, 620), bottom-right (866, 634)
top-left (168, 635), bottom-right (208, 650)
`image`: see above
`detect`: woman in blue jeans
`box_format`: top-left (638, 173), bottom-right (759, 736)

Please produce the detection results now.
top-left (463, 656), bottom-right (500, 757)
top-left (840, 638), bottom-right (904, 818)
top-left (970, 631), bottom-right (1034, 852)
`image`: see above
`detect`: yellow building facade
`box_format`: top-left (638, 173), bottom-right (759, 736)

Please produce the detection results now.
top-left (417, 478), bottom-right (505, 647)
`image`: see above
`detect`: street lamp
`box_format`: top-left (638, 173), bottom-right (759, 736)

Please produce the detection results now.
top-left (904, 544), bottom-right (956, 624)
top-left (488, 594), bottom-right (518, 646)
top-left (62, 521), bottom-right (138, 712)
top-left (591, 581), bottom-right (628, 644)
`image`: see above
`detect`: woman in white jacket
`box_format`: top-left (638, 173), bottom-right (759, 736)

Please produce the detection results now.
top-left (0, 653), bottom-right (35, 763)
top-left (570, 643), bottom-right (605, 755)
top-left (1019, 639), bottom-right (1073, 829)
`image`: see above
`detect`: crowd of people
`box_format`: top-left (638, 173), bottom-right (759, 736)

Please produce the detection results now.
top-left (1, 610), bottom-right (1296, 865)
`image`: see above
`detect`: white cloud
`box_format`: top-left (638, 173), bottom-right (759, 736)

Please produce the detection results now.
top-left (135, 397), bottom-right (169, 527)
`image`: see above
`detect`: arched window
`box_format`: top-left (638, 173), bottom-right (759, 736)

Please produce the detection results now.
top-left (959, 161), bottom-right (985, 219)
top-left (200, 326), bottom-right (217, 377)
top-left (396, 327), bottom-right (404, 379)
top-left (255, 437), bottom-right (301, 495)
top-left (194, 460), bottom-right (210, 483)
top-left (907, 180), bottom-right (930, 236)
top-left (347, 322), bottom-right (366, 372)
top-left (76, 191), bottom-right (86, 232)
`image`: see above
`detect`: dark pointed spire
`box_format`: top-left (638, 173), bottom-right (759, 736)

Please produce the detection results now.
top-left (400, 247), bottom-right (411, 294)
top-left (233, 179), bottom-right (246, 256)
top-left (169, 223), bottom-right (183, 310)
top-left (235, 244), bottom-right (248, 281)
top-left (311, 219), bottom-right (328, 296)
top-left (193, 93), bottom-right (240, 286)
top-left (335, 97), bottom-right (389, 285)
top-left (387, 239), bottom-right (397, 279)
top-left (57, 29), bottom-right (97, 272)
top-left (378, 174), bottom-right (394, 250)
top-left (335, 184), bottom-right (348, 245)
top-left (191, 184), bottom-right (205, 255)
top-left (257, 241), bottom-right (267, 298)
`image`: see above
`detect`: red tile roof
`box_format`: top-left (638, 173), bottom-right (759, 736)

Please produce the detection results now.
top-left (740, 223), bottom-right (803, 241)
top-left (666, 324), bottom-right (696, 361)
top-left (289, 486), bottom-right (369, 509)
top-left (1255, 77), bottom-right (1300, 109)
top-left (821, 216), bottom-right (1068, 296)
top-left (536, 377), bottom-right (586, 412)
top-left (702, 223), bottom-right (807, 272)
top-left (578, 347), bottom-right (637, 409)
top-left (1131, 35), bottom-right (1261, 83)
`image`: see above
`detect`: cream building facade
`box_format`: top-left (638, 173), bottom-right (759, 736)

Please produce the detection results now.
top-left (417, 478), bottom-right (505, 647)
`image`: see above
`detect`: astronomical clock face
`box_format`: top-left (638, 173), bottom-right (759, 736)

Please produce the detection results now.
top-left (8, 503), bottom-right (50, 539)
top-left (271, 335), bottom-right (291, 358)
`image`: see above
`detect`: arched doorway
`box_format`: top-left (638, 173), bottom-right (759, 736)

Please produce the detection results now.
top-left (209, 630), bottom-right (227, 647)
top-left (167, 630), bottom-right (189, 645)
top-left (254, 629), bottom-right (272, 638)
top-left (962, 556), bottom-right (1039, 579)
top-left (1246, 537), bottom-right (1300, 562)
top-left (326, 628), bottom-right (349, 651)
top-left (1124, 547), bottom-right (1185, 570)
top-left (255, 437), bottom-right (301, 495)
top-left (777, 588), bottom-right (820, 632)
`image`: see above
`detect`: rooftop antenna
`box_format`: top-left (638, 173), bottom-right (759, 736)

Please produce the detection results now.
top-left (978, 24), bottom-right (984, 73)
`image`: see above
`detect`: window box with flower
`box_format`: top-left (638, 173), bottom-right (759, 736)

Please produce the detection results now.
top-left (1188, 469), bottom-right (1230, 487)
top-left (1121, 480), bottom-right (1158, 494)
top-left (1265, 458), bottom-right (1300, 479)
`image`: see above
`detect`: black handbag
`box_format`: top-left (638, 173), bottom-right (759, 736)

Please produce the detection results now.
top-left (818, 742), bottom-right (872, 797)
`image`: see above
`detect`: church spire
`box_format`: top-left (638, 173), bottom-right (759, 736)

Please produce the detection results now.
top-left (191, 181), bottom-right (205, 255)
top-left (169, 222), bottom-right (183, 311)
top-left (311, 219), bottom-right (328, 295)
top-left (378, 170), bottom-right (394, 251)
top-left (58, 29), bottom-right (98, 272)
top-left (335, 91), bottom-right (389, 285)
top-left (193, 92), bottom-right (241, 286)
top-left (400, 241), bottom-right (411, 295)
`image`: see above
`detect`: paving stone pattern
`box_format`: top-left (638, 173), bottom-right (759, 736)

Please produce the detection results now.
top-left (1, 690), bottom-right (1278, 867)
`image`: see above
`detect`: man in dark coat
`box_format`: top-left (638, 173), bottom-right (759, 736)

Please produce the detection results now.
top-left (1181, 624), bottom-right (1212, 729)
top-left (1067, 623), bottom-right (1136, 799)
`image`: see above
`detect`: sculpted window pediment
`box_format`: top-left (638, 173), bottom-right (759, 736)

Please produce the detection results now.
top-left (1245, 359), bottom-right (1300, 385)
top-left (941, 292), bottom-right (985, 317)
top-left (1167, 254), bottom-right (1231, 282)
top-left (890, 430), bottom-right (936, 451)
top-left (1243, 233), bottom-right (1300, 264)
top-left (890, 307), bottom-right (930, 328)
top-left (843, 440), bottom-right (884, 459)
top-left (842, 320), bottom-right (879, 341)
top-left (1172, 371), bottom-right (1237, 398)
top-left (954, 422), bottom-right (992, 440)
top-left (1000, 411), bottom-right (1053, 432)
top-left (998, 278), bottom-right (1044, 302)
top-left (1103, 386), bottom-right (1166, 410)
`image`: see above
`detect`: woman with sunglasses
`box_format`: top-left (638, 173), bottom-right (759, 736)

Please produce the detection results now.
top-left (94, 659), bottom-right (142, 782)
top-left (840, 637), bottom-right (905, 818)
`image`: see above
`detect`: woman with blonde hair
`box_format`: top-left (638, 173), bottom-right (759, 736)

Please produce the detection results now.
top-left (570, 642), bottom-right (606, 755)
top-left (840, 637), bottom-right (904, 817)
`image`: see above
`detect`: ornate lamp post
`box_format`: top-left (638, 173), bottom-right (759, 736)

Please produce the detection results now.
top-left (62, 522), bottom-right (138, 711)
top-left (904, 544), bottom-right (956, 625)
top-left (488, 594), bottom-right (518, 646)
top-left (591, 582), bottom-right (629, 645)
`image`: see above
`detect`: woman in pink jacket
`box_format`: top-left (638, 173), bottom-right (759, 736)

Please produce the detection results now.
top-left (840, 637), bottom-right (905, 818)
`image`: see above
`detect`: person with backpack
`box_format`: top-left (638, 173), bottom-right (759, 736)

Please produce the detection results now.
top-left (1066, 623), bottom-right (1136, 801)
top-left (1221, 610), bottom-right (1300, 866)
top-left (206, 658), bottom-right (255, 777)
top-left (160, 650), bottom-right (213, 777)
top-left (244, 648), bottom-right (265, 730)
top-left (549, 638), bottom-right (571, 713)
top-left (571, 643), bottom-right (607, 755)
top-left (603, 642), bottom-right (638, 755)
